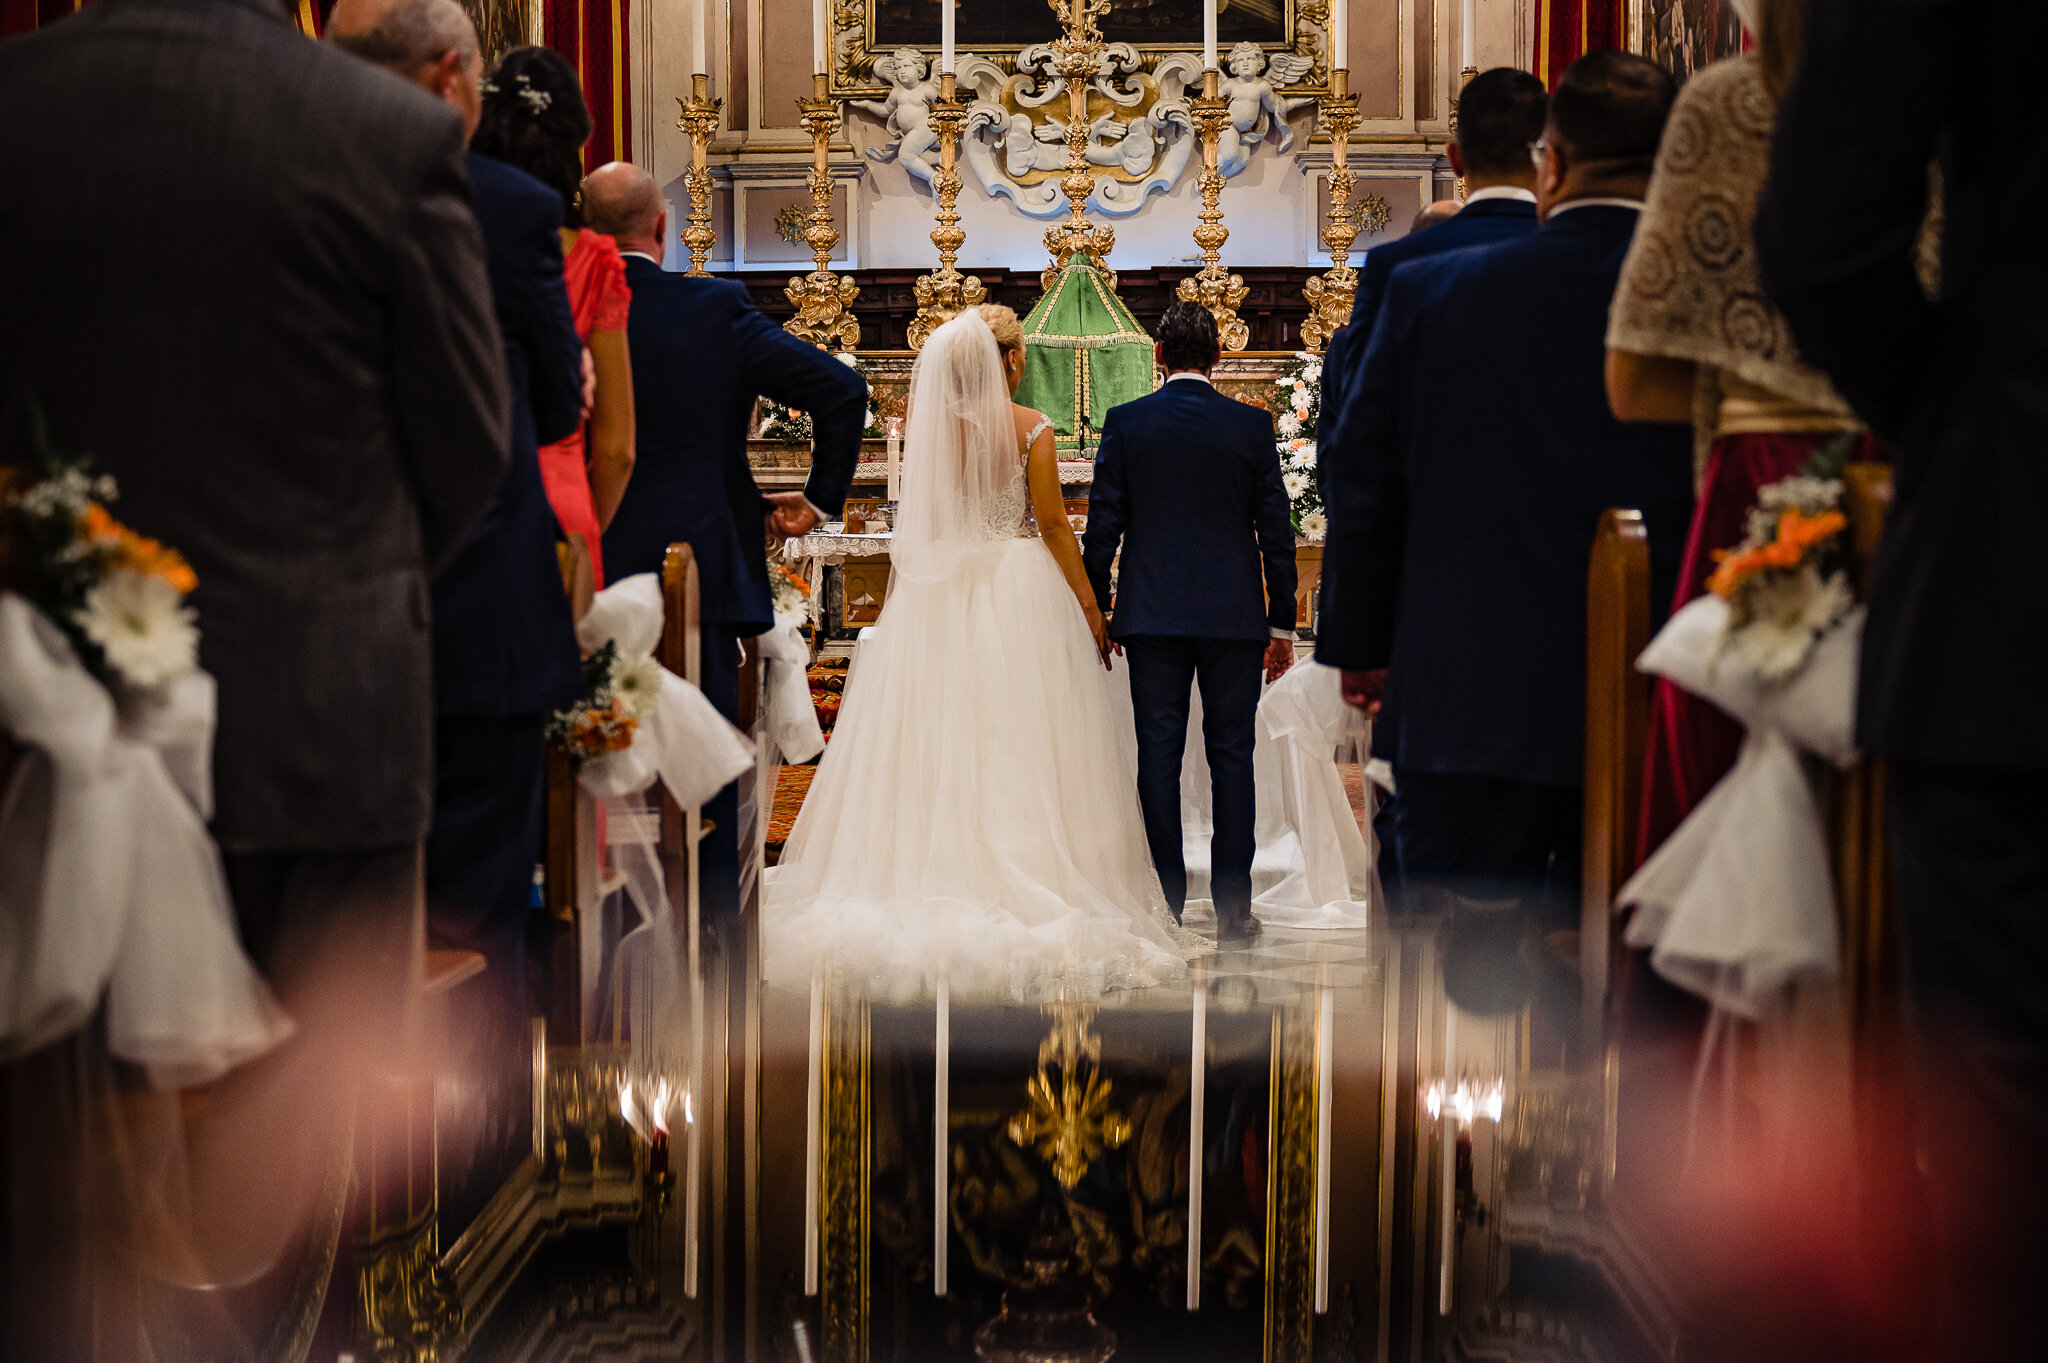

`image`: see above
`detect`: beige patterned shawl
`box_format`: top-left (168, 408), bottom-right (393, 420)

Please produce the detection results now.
top-left (1608, 56), bottom-right (1858, 477)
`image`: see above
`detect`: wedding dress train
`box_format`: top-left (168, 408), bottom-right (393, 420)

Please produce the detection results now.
top-left (764, 312), bottom-right (1189, 999)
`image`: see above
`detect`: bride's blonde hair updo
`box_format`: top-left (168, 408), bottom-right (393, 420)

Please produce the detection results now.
top-left (978, 304), bottom-right (1024, 358)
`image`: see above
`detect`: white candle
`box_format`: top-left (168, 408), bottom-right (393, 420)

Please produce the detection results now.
top-left (934, 978), bottom-right (951, 1296)
top-left (690, 0), bottom-right (706, 76)
top-left (1203, 0), bottom-right (1218, 71)
top-left (803, 972), bottom-right (824, 1296)
top-left (886, 418), bottom-right (902, 504)
top-left (1461, 0), bottom-right (1475, 72)
top-left (1313, 984), bottom-right (1335, 1314)
top-left (813, 0), bottom-right (827, 74)
top-left (1186, 984), bottom-right (1207, 1311)
top-left (941, 0), bottom-right (955, 76)
top-left (1331, 0), bottom-right (1347, 67)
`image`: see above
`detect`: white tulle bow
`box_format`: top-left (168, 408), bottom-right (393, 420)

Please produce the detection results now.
top-left (756, 614), bottom-right (824, 765)
top-left (1621, 595), bottom-right (1863, 1018)
top-left (572, 574), bottom-right (753, 804)
top-left (0, 593), bottom-right (293, 1088)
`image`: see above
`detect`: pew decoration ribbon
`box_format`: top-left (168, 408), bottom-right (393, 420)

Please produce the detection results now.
top-left (1620, 590), bottom-right (1863, 1019)
top-left (558, 573), bottom-right (753, 804)
top-left (759, 573), bottom-right (825, 766)
top-left (0, 596), bottom-right (293, 1089)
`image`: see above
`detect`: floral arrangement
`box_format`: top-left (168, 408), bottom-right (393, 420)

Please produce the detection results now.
top-left (7, 449), bottom-right (201, 693)
top-left (1706, 437), bottom-right (1857, 683)
top-left (769, 556), bottom-right (811, 626)
top-left (1272, 352), bottom-right (1325, 539)
top-left (757, 352), bottom-right (883, 445)
top-left (547, 639), bottom-right (663, 760)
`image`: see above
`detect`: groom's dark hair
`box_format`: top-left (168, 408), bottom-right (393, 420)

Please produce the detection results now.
top-left (1156, 301), bottom-right (1220, 373)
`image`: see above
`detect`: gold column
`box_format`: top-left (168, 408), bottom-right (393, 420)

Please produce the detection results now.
top-left (785, 71), bottom-right (861, 350)
top-left (674, 73), bottom-right (722, 278)
top-left (1041, 0), bottom-right (1117, 288)
top-left (907, 71), bottom-right (986, 352)
top-left (1300, 67), bottom-right (1364, 355)
top-left (1178, 67), bottom-right (1250, 352)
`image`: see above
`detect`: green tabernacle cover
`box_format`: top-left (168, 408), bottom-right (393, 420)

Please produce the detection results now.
top-left (1015, 256), bottom-right (1158, 458)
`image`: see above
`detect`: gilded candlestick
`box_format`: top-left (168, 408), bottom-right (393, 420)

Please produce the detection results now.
top-left (1040, 0), bottom-right (1117, 289)
top-left (907, 71), bottom-right (986, 352)
top-left (1300, 68), bottom-right (1367, 355)
top-left (784, 71), bottom-right (861, 350)
top-left (675, 73), bottom-right (722, 278)
top-left (1178, 67), bottom-right (1250, 353)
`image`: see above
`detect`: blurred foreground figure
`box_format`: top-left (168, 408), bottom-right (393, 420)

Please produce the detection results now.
top-left (1759, 1), bottom-right (2048, 1357)
top-left (0, 0), bottom-right (509, 1353)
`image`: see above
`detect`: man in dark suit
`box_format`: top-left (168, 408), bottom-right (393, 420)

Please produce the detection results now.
top-left (587, 162), bottom-right (866, 920)
top-left (333, 0), bottom-right (586, 1027)
top-left (1758, 3), bottom-right (2048, 1353)
top-left (0, 0), bottom-right (508, 1340)
top-left (1314, 67), bottom-right (1549, 453)
top-left (1317, 52), bottom-right (1694, 909)
top-left (1084, 303), bottom-right (1298, 942)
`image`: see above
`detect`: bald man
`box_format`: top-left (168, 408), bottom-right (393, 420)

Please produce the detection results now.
top-left (336, 0), bottom-right (586, 1039)
top-left (586, 160), bottom-right (866, 920)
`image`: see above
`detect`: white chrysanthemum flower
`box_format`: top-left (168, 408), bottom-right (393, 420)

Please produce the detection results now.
top-left (835, 351), bottom-right (861, 368)
top-left (1282, 470), bottom-right (1308, 499)
top-left (1302, 362), bottom-right (1323, 383)
top-left (1299, 510), bottom-right (1328, 539)
top-left (1277, 411), bottom-right (1302, 437)
top-left (1292, 442), bottom-right (1317, 469)
top-left (72, 568), bottom-right (198, 688)
top-left (1290, 387), bottom-right (1313, 414)
top-left (1758, 475), bottom-right (1842, 515)
top-left (610, 650), bottom-right (665, 722)
top-left (1722, 566), bottom-right (1855, 684)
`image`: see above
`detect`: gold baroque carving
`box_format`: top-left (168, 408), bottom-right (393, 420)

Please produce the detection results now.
top-left (1263, 1005), bottom-right (1318, 1363)
top-left (829, 1), bottom-right (1332, 101)
top-left (1007, 1002), bottom-right (1132, 1191)
top-left (820, 989), bottom-right (871, 1363)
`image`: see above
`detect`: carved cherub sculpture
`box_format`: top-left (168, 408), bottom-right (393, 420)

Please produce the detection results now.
top-left (1216, 40), bottom-right (1317, 177)
top-left (852, 47), bottom-right (942, 186)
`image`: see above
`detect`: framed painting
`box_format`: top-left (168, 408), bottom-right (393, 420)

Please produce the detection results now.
top-left (1630, 0), bottom-right (1748, 85)
top-left (871, 0), bottom-right (1295, 54)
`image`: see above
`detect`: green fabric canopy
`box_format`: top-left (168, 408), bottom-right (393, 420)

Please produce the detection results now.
top-left (1015, 256), bottom-right (1158, 458)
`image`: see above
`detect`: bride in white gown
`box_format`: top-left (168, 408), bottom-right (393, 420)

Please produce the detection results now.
top-left (764, 307), bottom-right (1191, 998)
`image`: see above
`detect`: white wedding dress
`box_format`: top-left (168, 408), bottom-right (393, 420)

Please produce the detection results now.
top-left (763, 311), bottom-right (1190, 999)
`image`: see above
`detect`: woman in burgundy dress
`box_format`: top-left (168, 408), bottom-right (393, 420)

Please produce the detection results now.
top-left (1604, 0), bottom-right (1876, 862)
top-left (473, 45), bottom-right (635, 586)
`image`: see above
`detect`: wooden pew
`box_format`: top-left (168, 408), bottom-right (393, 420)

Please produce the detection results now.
top-left (1580, 508), bottom-right (1653, 1051)
top-left (1833, 464), bottom-right (1896, 1030)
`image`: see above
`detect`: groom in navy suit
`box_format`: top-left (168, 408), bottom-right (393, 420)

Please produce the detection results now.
top-left (588, 163), bottom-right (867, 920)
top-left (1085, 303), bottom-right (1299, 942)
top-left (1316, 51), bottom-right (1693, 909)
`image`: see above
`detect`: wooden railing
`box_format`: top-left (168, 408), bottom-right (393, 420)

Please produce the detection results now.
top-left (1580, 508), bottom-right (1652, 1049)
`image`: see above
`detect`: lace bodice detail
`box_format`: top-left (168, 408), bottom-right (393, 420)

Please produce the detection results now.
top-left (981, 415), bottom-right (1054, 539)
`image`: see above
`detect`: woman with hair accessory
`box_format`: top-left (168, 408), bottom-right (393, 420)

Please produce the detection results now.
top-left (474, 44), bottom-right (637, 585)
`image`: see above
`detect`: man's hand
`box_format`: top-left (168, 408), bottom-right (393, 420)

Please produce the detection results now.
top-left (579, 346), bottom-right (597, 420)
top-left (1339, 668), bottom-right (1386, 714)
top-left (1085, 604), bottom-right (1117, 672)
top-left (766, 491), bottom-right (820, 542)
top-left (1264, 637), bottom-right (1295, 683)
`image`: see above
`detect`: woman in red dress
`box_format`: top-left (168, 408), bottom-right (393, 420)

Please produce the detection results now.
top-left (473, 46), bottom-right (635, 586)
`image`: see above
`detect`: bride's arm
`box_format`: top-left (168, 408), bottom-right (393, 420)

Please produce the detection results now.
top-left (1026, 427), bottom-right (1114, 668)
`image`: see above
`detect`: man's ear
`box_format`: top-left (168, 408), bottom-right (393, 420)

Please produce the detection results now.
top-left (432, 48), bottom-right (465, 103)
top-left (1155, 341), bottom-right (1167, 370)
top-left (1446, 139), bottom-right (1467, 180)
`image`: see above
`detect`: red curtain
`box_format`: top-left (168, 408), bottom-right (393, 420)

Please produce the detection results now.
top-left (3, 0), bottom-right (324, 38)
top-left (543, 0), bottom-right (633, 170)
top-left (1533, 0), bottom-right (1628, 89)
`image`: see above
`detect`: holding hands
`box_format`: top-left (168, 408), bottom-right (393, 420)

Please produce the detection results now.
top-left (766, 491), bottom-right (820, 541)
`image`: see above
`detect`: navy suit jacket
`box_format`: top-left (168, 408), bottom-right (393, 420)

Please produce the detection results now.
top-left (1315, 206), bottom-right (1694, 787)
top-left (603, 266), bottom-right (866, 634)
top-left (1083, 378), bottom-right (1298, 642)
top-left (1317, 196), bottom-right (1540, 455)
top-left (430, 153), bottom-right (584, 717)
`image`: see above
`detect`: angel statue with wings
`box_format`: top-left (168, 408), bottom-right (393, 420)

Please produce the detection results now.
top-left (853, 47), bottom-right (943, 186)
top-left (1217, 40), bottom-right (1316, 177)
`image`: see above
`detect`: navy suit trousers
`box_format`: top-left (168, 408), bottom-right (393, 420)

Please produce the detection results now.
top-left (1123, 637), bottom-right (1265, 921)
top-left (698, 625), bottom-right (743, 920)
